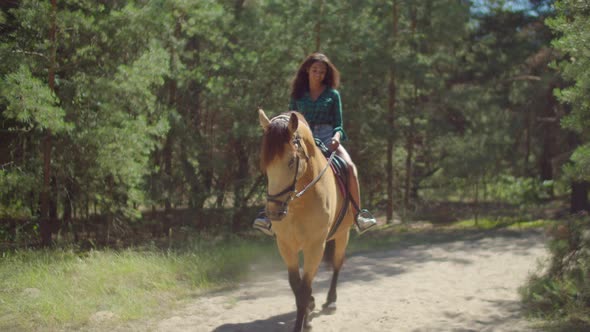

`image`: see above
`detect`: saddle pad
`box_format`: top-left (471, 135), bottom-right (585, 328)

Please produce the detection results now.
top-left (315, 139), bottom-right (351, 239)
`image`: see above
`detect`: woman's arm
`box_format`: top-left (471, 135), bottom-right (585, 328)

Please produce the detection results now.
top-left (331, 90), bottom-right (347, 142)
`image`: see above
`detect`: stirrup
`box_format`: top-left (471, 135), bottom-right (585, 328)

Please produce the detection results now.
top-left (355, 209), bottom-right (377, 235)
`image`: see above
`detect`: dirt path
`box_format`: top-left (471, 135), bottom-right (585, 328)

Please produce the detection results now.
top-left (139, 229), bottom-right (548, 332)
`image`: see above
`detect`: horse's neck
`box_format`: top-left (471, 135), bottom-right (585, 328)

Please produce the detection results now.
top-left (296, 149), bottom-right (329, 192)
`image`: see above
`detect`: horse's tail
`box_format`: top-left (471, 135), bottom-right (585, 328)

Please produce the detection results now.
top-left (323, 239), bottom-right (336, 266)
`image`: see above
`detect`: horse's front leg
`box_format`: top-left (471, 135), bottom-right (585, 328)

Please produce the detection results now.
top-left (287, 269), bottom-right (315, 312)
top-left (285, 257), bottom-right (312, 332)
top-left (276, 240), bottom-right (307, 331)
top-left (290, 276), bottom-right (312, 332)
top-left (292, 243), bottom-right (324, 331)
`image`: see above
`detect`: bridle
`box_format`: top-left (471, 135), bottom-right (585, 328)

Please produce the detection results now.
top-left (265, 133), bottom-right (304, 220)
top-left (265, 131), bottom-right (336, 220)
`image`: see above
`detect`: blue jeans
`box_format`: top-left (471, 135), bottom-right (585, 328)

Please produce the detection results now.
top-left (311, 124), bottom-right (333, 147)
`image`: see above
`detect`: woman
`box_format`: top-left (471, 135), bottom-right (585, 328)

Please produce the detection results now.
top-left (254, 52), bottom-right (377, 235)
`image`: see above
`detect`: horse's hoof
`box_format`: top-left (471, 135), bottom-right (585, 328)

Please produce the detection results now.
top-left (308, 296), bottom-right (316, 312)
top-left (304, 317), bottom-right (312, 329)
top-left (322, 302), bottom-right (337, 313)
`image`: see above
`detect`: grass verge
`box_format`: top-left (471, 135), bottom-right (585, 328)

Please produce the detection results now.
top-left (449, 217), bottom-right (553, 230)
top-left (0, 235), bottom-right (278, 331)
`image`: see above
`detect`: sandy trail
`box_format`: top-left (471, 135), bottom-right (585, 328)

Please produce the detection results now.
top-left (139, 229), bottom-right (548, 332)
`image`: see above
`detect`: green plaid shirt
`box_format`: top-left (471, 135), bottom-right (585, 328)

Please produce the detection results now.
top-left (289, 88), bottom-right (347, 140)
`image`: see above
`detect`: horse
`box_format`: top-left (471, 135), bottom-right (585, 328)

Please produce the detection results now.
top-left (258, 109), bottom-right (355, 332)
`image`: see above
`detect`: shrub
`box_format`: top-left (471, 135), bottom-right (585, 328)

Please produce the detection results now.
top-left (521, 214), bottom-right (590, 328)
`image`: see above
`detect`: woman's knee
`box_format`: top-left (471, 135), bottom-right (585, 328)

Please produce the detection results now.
top-left (337, 146), bottom-right (358, 178)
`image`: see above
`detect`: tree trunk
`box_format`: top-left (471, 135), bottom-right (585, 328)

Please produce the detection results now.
top-left (404, 116), bottom-right (415, 209)
top-left (314, 0), bottom-right (325, 51)
top-left (40, 134), bottom-right (52, 246)
top-left (50, 176), bottom-right (59, 237)
top-left (40, 0), bottom-right (57, 247)
top-left (163, 135), bottom-right (173, 210)
top-left (163, 19), bottom-right (180, 215)
top-left (183, 35), bottom-right (208, 210)
top-left (404, 3), bottom-right (417, 210)
top-left (571, 181), bottom-right (589, 213)
top-left (539, 83), bottom-right (558, 197)
top-left (524, 112), bottom-right (531, 176)
top-left (539, 132), bottom-right (554, 197)
top-left (474, 180), bottom-right (479, 226)
top-left (386, 0), bottom-right (399, 224)
top-left (63, 179), bottom-right (73, 241)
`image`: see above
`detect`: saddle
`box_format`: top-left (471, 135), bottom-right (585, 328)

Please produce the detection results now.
top-left (315, 138), bottom-right (349, 192)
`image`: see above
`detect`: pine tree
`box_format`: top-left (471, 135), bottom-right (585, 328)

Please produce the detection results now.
top-left (547, 0), bottom-right (590, 212)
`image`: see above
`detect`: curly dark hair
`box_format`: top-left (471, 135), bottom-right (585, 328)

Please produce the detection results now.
top-left (290, 53), bottom-right (340, 100)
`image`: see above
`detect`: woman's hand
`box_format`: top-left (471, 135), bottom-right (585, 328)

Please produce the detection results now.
top-left (329, 133), bottom-right (341, 152)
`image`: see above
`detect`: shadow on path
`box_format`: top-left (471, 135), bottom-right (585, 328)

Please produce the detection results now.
top-left (212, 306), bottom-right (342, 332)
top-left (212, 311), bottom-right (294, 332)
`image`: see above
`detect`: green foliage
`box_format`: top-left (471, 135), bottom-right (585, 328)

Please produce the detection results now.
top-left (521, 4), bottom-right (590, 322)
top-left (486, 175), bottom-right (554, 204)
top-left (0, 169), bottom-right (37, 218)
top-left (421, 173), bottom-right (556, 206)
top-left (0, 0), bottom-right (173, 224)
top-left (0, 65), bottom-right (69, 133)
top-left (0, 0), bottom-right (577, 242)
top-left (521, 216), bottom-right (590, 328)
top-left (87, 45), bottom-right (170, 215)
top-left (547, 0), bottom-right (590, 181)
top-left (563, 144), bottom-right (590, 182)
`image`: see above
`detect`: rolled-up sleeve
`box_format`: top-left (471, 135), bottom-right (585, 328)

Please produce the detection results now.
top-left (331, 90), bottom-right (347, 141)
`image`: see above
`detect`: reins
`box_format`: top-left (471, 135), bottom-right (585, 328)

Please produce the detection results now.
top-left (266, 135), bottom-right (335, 206)
top-left (263, 112), bottom-right (358, 240)
top-left (294, 149), bottom-right (336, 198)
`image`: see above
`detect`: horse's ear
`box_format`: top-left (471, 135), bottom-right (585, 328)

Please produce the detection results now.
top-left (258, 108), bottom-right (270, 130)
top-left (288, 113), bottom-right (299, 135)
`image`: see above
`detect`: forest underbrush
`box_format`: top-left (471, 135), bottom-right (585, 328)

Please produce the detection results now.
top-left (520, 212), bottom-right (590, 331)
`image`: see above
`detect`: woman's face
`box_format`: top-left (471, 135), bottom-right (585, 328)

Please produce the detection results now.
top-left (307, 61), bottom-right (327, 86)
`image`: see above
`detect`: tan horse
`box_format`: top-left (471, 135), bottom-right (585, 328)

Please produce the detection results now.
top-left (258, 109), bottom-right (355, 332)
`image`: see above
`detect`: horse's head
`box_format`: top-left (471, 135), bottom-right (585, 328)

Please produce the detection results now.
top-left (258, 109), bottom-right (312, 221)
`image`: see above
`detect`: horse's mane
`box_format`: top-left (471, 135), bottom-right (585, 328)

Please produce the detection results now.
top-left (260, 112), bottom-right (314, 171)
